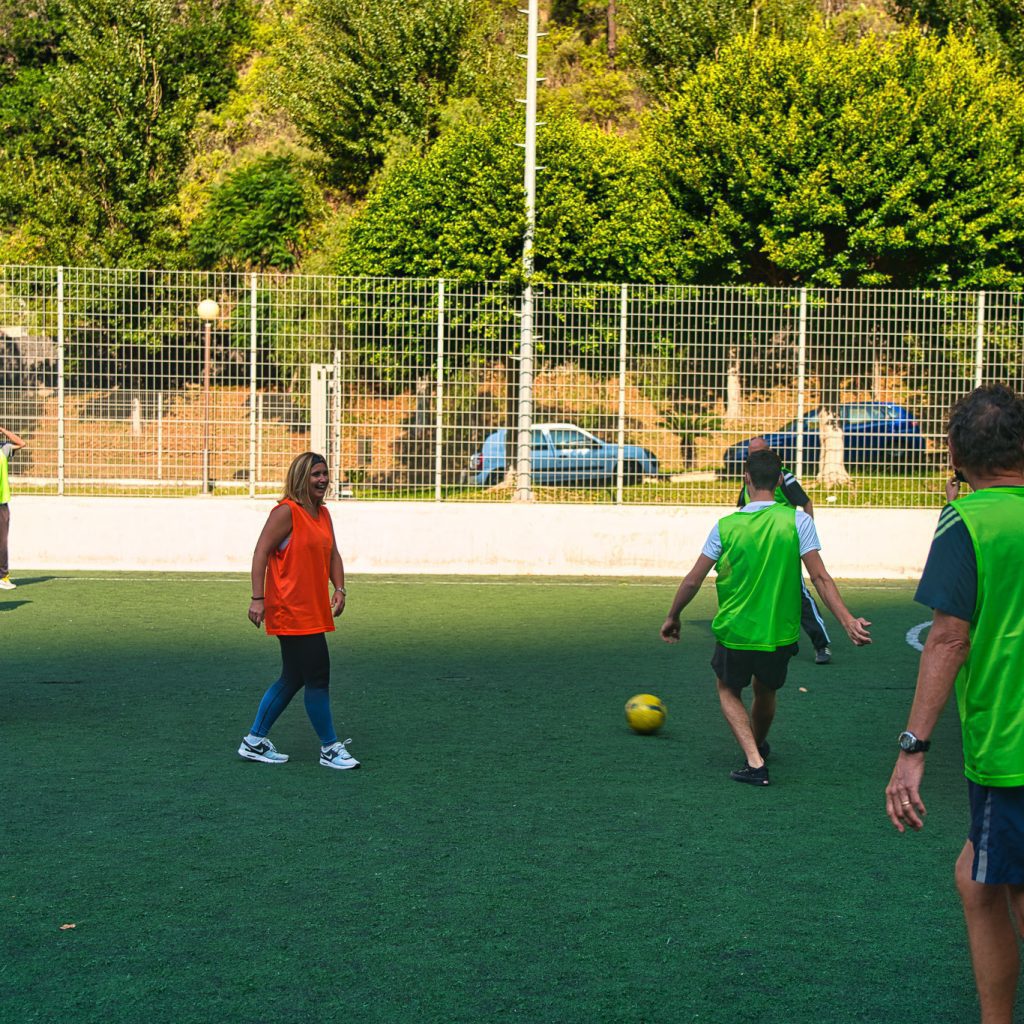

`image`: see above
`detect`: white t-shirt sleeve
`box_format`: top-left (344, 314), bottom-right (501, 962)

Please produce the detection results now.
top-left (795, 509), bottom-right (821, 556)
top-left (701, 523), bottom-right (722, 561)
top-left (0, 443), bottom-right (12, 460)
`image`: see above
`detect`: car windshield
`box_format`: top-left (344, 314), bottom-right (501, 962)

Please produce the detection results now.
top-left (844, 405), bottom-right (877, 424)
top-left (780, 413), bottom-right (819, 432)
top-left (547, 428), bottom-right (601, 450)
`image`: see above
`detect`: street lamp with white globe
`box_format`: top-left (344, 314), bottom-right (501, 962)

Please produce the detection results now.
top-left (197, 299), bottom-right (220, 494)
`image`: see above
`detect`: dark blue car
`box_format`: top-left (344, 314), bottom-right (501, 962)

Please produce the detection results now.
top-left (468, 423), bottom-right (659, 486)
top-left (722, 402), bottom-right (926, 477)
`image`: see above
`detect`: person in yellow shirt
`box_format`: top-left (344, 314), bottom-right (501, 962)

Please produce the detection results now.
top-left (0, 425), bottom-right (26, 590)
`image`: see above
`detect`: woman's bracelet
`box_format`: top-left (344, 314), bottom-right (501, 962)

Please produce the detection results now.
top-left (251, 596), bottom-right (265, 600)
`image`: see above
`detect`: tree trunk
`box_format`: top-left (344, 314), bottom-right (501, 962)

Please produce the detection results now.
top-left (131, 394), bottom-right (142, 436)
top-left (872, 335), bottom-right (884, 400)
top-left (817, 407), bottom-right (851, 487)
top-left (607, 0), bottom-right (617, 65)
top-left (725, 347), bottom-right (742, 422)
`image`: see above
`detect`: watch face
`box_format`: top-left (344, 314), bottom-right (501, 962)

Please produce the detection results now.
top-left (898, 731), bottom-right (917, 751)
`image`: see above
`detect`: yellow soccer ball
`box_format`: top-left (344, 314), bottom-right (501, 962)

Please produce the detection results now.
top-left (625, 694), bottom-right (666, 735)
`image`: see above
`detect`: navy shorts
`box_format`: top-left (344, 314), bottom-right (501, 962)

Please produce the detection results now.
top-left (967, 781), bottom-right (1024, 885)
top-left (711, 642), bottom-right (799, 694)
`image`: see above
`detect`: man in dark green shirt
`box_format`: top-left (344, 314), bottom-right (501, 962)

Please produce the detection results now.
top-left (886, 384), bottom-right (1024, 1024)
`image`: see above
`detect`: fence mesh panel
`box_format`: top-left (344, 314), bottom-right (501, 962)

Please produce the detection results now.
top-left (2, 265), bottom-right (1021, 508)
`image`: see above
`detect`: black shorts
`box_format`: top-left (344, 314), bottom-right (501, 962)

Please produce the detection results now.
top-left (968, 781), bottom-right (1024, 885)
top-left (711, 642), bottom-right (799, 693)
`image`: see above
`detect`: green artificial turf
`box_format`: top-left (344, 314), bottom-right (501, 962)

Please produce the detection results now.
top-left (4, 574), bottom-right (973, 1023)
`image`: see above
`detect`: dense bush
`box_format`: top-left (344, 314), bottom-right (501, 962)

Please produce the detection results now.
top-left (189, 152), bottom-right (321, 272)
top-left (650, 29), bottom-right (1024, 288)
top-left (336, 113), bottom-right (679, 283)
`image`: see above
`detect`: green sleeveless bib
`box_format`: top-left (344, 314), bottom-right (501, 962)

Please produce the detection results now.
top-left (951, 487), bottom-right (1024, 786)
top-left (713, 503), bottom-right (802, 651)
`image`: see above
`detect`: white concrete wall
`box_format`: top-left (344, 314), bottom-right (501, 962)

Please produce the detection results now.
top-left (14, 496), bottom-right (937, 578)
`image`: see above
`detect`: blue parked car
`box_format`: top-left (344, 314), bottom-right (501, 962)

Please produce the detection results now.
top-left (468, 423), bottom-right (659, 486)
top-left (722, 402), bottom-right (926, 477)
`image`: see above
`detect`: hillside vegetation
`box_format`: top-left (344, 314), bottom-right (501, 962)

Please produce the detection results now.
top-left (2, 0), bottom-right (1024, 287)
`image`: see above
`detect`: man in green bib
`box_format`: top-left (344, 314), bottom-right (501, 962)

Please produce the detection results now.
top-left (886, 384), bottom-right (1024, 1024)
top-left (737, 437), bottom-right (833, 664)
top-left (0, 424), bottom-right (26, 590)
top-left (661, 448), bottom-right (872, 785)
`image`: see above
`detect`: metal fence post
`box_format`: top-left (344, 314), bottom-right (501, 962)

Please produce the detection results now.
top-left (974, 291), bottom-right (985, 388)
top-left (514, 0), bottom-right (540, 503)
top-left (249, 272), bottom-right (257, 497)
top-left (256, 393), bottom-right (264, 484)
top-left (515, 286), bottom-right (535, 501)
top-left (56, 267), bottom-right (65, 496)
top-left (332, 347), bottom-right (342, 498)
top-left (157, 392), bottom-right (163, 481)
top-left (435, 279), bottom-right (445, 502)
top-left (615, 284), bottom-right (628, 505)
top-left (795, 287), bottom-right (807, 482)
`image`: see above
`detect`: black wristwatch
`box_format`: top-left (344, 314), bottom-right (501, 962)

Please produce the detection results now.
top-left (898, 730), bottom-right (931, 754)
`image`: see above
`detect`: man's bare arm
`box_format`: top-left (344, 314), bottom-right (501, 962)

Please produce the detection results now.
top-left (0, 426), bottom-right (25, 449)
top-left (885, 610), bottom-right (970, 831)
top-left (660, 554), bottom-right (716, 643)
top-left (801, 549), bottom-right (871, 645)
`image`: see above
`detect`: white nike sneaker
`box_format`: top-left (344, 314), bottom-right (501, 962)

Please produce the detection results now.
top-left (320, 738), bottom-right (360, 770)
top-left (0, 576), bottom-right (16, 590)
top-left (238, 736), bottom-right (289, 764)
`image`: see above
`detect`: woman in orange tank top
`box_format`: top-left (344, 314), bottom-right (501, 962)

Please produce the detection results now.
top-left (236, 452), bottom-right (360, 770)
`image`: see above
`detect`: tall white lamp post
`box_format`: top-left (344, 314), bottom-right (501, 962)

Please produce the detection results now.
top-left (515, 0), bottom-right (541, 502)
top-left (197, 299), bottom-right (220, 494)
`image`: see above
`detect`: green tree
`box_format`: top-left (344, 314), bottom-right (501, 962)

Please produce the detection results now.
top-left (651, 29), bottom-right (1024, 289)
top-left (336, 113), bottom-right (678, 283)
top-left (0, 0), bottom-right (66, 149)
top-left (189, 151), bottom-right (322, 271)
top-left (893, 0), bottom-right (1024, 70)
top-left (2, 0), bottom-right (253, 265)
top-left (271, 0), bottom-right (476, 190)
top-left (0, 0), bottom-right (66, 258)
top-left (622, 0), bottom-right (819, 94)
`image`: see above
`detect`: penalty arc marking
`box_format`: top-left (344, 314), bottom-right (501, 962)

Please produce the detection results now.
top-left (906, 621), bottom-right (931, 652)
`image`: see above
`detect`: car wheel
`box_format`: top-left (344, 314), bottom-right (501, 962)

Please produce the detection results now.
top-left (623, 461), bottom-right (644, 486)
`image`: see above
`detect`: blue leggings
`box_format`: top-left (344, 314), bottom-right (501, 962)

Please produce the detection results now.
top-left (250, 633), bottom-right (338, 746)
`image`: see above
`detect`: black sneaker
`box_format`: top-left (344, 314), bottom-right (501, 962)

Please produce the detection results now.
top-left (730, 763), bottom-right (770, 786)
top-left (815, 646), bottom-right (832, 665)
top-left (757, 741), bottom-right (770, 760)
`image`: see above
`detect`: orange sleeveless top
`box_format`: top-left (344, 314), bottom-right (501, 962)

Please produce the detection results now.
top-left (264, 499), bottom-right (335, 636)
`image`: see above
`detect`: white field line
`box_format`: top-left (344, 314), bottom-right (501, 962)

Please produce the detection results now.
top-left (905, 621), bottom-right (931, 652)
top-left (37, 574), bottom-right (915, 591)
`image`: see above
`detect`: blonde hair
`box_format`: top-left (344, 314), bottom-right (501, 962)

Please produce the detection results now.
top-left (282, 451), bottom-right (327, 508)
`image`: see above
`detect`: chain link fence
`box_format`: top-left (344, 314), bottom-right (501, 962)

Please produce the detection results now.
top-left (2, 265), bottom-right (1021, 507)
